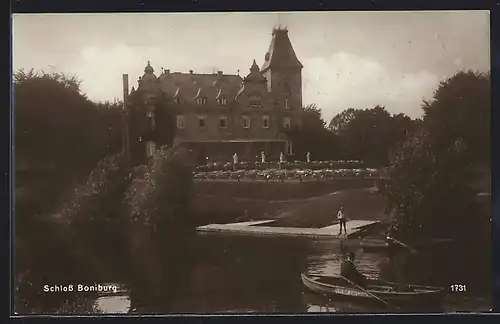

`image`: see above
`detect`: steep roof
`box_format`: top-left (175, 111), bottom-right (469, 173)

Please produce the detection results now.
top-left (153, 69), bottom-right (243, 101)
top-left (261, 27), bottom-right (303, 73)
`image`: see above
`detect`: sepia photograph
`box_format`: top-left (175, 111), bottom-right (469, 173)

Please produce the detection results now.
top-left (12, 11), bottom-right (492, 314)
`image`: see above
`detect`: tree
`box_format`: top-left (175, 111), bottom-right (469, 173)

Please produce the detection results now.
top-left (151, 93), bottom-right (176, 148)
top-left (126, 89), bottom-right (175, 165)
top-left (330, 106), bottom-right (416, 165)
top-left (301, 103), bottom-right (326, 130)
top-left (329, 108), bottom-right (357, 133)
top-left (385, 131), bottom-right (479, 241)
top-left (14, 69), bottom-right (122, 174)
top-left (287, 104), bottom-right (338, 160)
top-left (383, 124), bottom-right (491, 289)
top-left (423, 70), bottom-right (490, 167)
top-left (384, 69), bottom-right (491, 243)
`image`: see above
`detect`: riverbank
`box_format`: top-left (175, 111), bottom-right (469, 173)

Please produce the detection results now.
top-left (191, 185), bottom-right (387, 228)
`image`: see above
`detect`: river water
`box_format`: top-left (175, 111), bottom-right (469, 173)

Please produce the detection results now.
top-left (18, 233), bottom-right (490, 315)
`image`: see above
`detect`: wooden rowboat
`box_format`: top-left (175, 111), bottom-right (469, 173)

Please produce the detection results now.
top-left (301, 273), bottom-right (446, 307)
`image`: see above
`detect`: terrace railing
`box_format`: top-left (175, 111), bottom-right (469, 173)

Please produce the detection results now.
top-left (193, 169), bottom-right (383, 183)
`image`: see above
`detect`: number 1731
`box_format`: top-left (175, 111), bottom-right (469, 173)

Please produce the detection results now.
top-left (450, 284), bottom-right (467, 292)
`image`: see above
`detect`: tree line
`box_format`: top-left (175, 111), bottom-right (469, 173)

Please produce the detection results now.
top-left (289, 104), bottom-right (421, 166)
top-left (290, 70), bottom-right (489, 171)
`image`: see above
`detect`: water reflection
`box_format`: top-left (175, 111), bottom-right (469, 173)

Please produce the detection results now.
top-left (94, 295), bottom-right (131, 313)
top-left (156, 234), bottom-right (310, 313)
top-left (17, 232), bottom-right (490, 314)
top-left (90, 283), bottom-right (131, 314)
top-left (305, 238), bottom-right (383, 279)
top-left (302, 291), bottom-right (383, 313)
top-left (124, 234), bottom-right (389, 313)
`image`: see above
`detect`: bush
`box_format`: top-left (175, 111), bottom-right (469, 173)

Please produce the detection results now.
top-left (384, 131), bottom-right (481, 241)
top-left (124, 144), bottom-right (195, 234)
top-left (54, 153), bottom-right (130, 225)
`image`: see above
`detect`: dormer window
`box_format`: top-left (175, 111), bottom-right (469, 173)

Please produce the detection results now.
top-left (174, 97), bottom-right (182, 104)
top-left (249, 95), bottom-right (262, 108)
top-left (218, 97), bottom-right (227, 105)
top-left (197, 97), bottom-right (207, 105)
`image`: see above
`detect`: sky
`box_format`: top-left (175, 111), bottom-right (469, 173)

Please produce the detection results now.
top-left (12, 11), bottom-right (490, 121)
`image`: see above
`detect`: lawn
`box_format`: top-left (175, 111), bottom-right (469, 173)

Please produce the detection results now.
top-left (193, 178), bottom-right (377, 200)
top-left (191, 182), bottom-right (387, 228)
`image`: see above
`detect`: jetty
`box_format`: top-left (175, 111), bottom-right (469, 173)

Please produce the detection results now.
top-left (196, 219), bottom-right (379, 238)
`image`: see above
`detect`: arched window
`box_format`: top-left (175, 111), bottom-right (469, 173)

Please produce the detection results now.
top-left (242, 115), bottom-right (251, 129)
top-left (262, 115), bottom-right (270, 129)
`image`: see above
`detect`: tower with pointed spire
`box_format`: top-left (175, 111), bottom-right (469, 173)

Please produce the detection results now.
top-left (261, 27), bottom-right (303, 111)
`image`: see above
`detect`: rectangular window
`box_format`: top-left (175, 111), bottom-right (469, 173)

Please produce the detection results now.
top-left (262, 115), bottom-right (270, 129)
top-left (242, 115), bottom-right (251, 129)
top-left (198, 116), bottom-right (207, 128)
top-left (219, 115), bottom-right (227, 129)
top-left (285, 98), bottom-right (290, 109)
top-left (286, 140), bottom-right (293, 155)
top-left (176, 115), bottom-right (185, 129)
top-left (283, 117), bottom-right (291, 130)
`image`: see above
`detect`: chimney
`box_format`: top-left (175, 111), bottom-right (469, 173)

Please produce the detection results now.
top-left (189, 70), bottom-right (193, 74)
top-left (122, 74), bottom-right (129, 102)
top-left (217, 71), bottom-right (223, 77)
top-left (165, 69), bottom-right (170, 75)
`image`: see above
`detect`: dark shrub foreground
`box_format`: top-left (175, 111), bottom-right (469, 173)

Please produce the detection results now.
top-left (15, 145), bottom-right (196, 313)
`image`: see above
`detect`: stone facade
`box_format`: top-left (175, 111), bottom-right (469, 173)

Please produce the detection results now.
top-left (131, 27), bottom-right (303, 162)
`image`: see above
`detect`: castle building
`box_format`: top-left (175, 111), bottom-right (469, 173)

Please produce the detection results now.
top-left (131, 27), bottom-right (303, 162)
